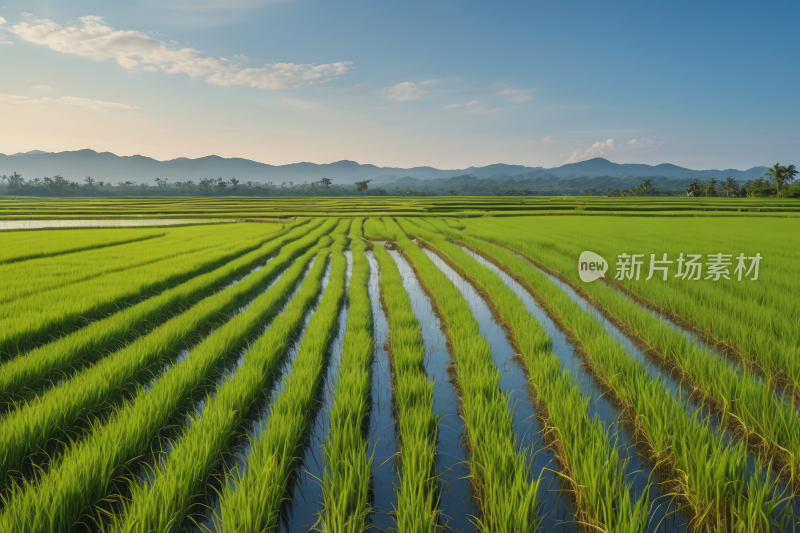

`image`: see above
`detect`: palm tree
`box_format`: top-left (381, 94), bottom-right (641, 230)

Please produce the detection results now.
top-left (762, 163), bottom-right (786, 196)
top-left (722, 176), bottom-right (739, 197)
top-left (784, 164), bottom-right (798, 192)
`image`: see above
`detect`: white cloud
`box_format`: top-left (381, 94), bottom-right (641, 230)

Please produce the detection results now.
top-left (31, 84), bottom-right (52, 92)
top-left (0, 93), bottom-right (142, 110)
top-left (564, 137), bottom-right (659, 164)
top-left (0, 16), bottom-right (7, 25)
top-left (443, 99), bottom-right (477, 109)
top-left (9, 16), bottom-right (352, 90)
top-left (541, 134), bottom-right (562, 144)
top-left (382, 81), bottom-right (427, 101)
top-left (498, 88), bottom-right (533, 103)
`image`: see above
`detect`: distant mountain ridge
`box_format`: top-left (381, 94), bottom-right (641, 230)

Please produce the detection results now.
top-left (0, 149), bottom-right (767, 185)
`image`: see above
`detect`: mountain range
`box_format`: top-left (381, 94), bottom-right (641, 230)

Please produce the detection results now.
top-left (0, 149), bottom-right (768, 188)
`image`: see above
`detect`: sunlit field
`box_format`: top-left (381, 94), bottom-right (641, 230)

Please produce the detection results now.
top-left (1, 205), bottom-right (799, 532)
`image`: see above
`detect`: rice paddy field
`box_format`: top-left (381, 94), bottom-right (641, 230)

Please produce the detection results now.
top-left (1, 200), bottom-right (799, 532)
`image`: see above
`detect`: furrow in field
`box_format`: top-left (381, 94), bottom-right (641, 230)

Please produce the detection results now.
top-left (384, 247), bottom-right (476, 533)
top-left (0, 219), bottom-right (317, 409)
top-left (106, 241), bottom-right (339, 533)
top-left (364, 248), bottom-right (400, 528)
top-left (373, 243), bottom-right (440, 532)
top-left (0, 220), bottom-right (338, 488)
top-left (283, 247), bottom-right (351, 532)
top-left (470, 231), bottom-right (800, 486)
top-left (317, 220), bottom-right (375, 532)
top-left (0, 233), bottom-right (338, 532)
top-left (210, 237), bottom-right (348, 532)
top-left (382, 218), bottom-right (542, 532)
top-left (443, 232), bottom-right (788, 532)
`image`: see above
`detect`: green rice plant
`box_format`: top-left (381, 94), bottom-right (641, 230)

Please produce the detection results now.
top-left (0, 227), bottom-right (165, 265)
top-left (0, 219), bottom-right (339, 486)
top-left (458, 218), bottom-right (800, 483)
top-left (373, 243), bottom-right (440, 532)
top-left (109, 234), bottom-right (342, 533)
top-left (0, 223), bottom-right (285, 359)
top-left (212, 233), bottom-right (349, 532)
top-left (0, 218), bottom-right (316, 409)
top-left (381, 217), bottom-right (542, 533)
top-left (462, 216), bottom-right (800, 399)
top-left (425, 224), bottom-right (789, 533)
top-left (395, 219), bottom-right (649, 533)
top-left (0, 239), bottom-right (340, 532)
top-left (318, 218), bottom-right (375, 532)
top-left (363, 217), bottom-right (395, 240)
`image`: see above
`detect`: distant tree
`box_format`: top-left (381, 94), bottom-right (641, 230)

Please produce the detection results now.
top-left (84, 176), bottom-right (95, 187)
top-left (685, 178), bottom-right (703, 197)
top-left (722, 176), bottom-right (739, 198)
top-left (199, 178), bottom-right (214, 192)
top-left (783, 164), bottom-right (798, 193)
top-left (154, 177), bottom-right (169, 190)
top-left (763, 163), bottom-right (789, 196)
top-left (5, 171), bottom-right (24, 190)
top-left (229, 177), bottom-right (240, 190)
top-left (704, 177), bottom-right (717, 197)
top-left (319, 177), bottom-right (332, 188)
top-left (355, 179), bottom-right (372, 193)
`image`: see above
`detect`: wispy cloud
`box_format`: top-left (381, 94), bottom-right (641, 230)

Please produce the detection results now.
top-left (31, 84), bottom-right (52, 92)
top-left (443, 99), bottom-right (477, 109)
top-left (0, 16), bottom-right (7, 25)
top-left (564, 137), bottom-right (660, 163)
top-left (541, 134), bottom-right (562, 144)
top-left (9, 16), bottom-right (352, 90)
top-left (497, 87), bottom-right (533, 103)
top-left (0, 93), bottom-right (142, 110)
top-left (279, 97), bottom-right (325, 111)
top-left (382, 81), bottom-right (431, 101)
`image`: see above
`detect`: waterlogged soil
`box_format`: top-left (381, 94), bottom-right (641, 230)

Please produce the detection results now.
top-left (460, 247), bottom-right (688, 533)
top-left (421, 248), bottom-right (578, 533)
top-left (365, 249), bottom-right (399, 529)
top-left (282, 249), bottom-right (352, 532)
top-left (386, 249), bottom-right (476, 533)
top-left (186, 257), bottom-right (325, 532)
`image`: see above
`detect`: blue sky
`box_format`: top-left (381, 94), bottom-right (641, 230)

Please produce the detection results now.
top-left (0, 0), bottom-right (797, 169)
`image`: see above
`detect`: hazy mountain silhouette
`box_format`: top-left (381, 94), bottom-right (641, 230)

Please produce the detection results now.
top-left (0, 149), bottom-right (767, 185)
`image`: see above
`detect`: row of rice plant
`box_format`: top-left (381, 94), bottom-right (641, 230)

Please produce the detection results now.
top-left (438, 227), bottom-right (788, 532)
top-left (459, 218), bottom-right (800, 483)
top-left (464, 216), bottom-right (800, 400)
top-left (0, 227), bottom-right (164, 265)
top-left (0, 219), bottom-right (339, 488)
top-left (373, 243), bottom-right (440, 531)
top-left (211, 230), bottom-right (349, 531)
top-left (0, 231), bottom-right (340, 531)
top-left (0, 218), bottom-right (315, 409)
top-left (0, 223), bottom-right (285, 358)
top-left (397, 218), bottom-right (650, 533)
top-left (318, 218), bottom-right (375, 531)
top-left (0, 222), bottom-right (263, 306)
top-left (379, 217), bottom-right (542, 532)
top-left (108, 238), bottom-right (340, 532)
